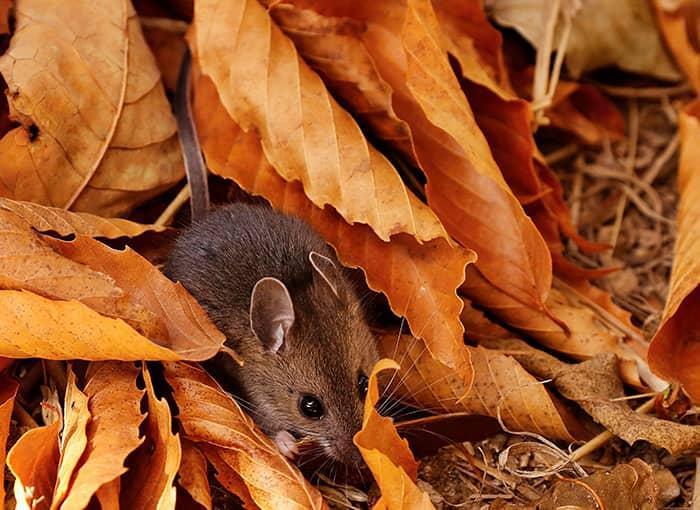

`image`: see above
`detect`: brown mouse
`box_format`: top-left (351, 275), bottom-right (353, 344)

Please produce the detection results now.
top-left (167, 49), bottom-right (379, 470)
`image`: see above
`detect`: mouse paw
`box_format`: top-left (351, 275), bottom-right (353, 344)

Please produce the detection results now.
top-left (274, 430), bottom-right (299, 459)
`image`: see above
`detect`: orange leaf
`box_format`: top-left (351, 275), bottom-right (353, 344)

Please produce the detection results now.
top-left (44, 235), bottom-right (225, 361)
top-left (192, 71), bottom-right (473, 373)
top-left (178, 440), bottom-right (212, 510)
top-left (120, 364), bottom-right (181, 510)
top-left (163, 362), bottom-right (326, 509)
top-left (649, 100), bottom-right (700, 400)
top-left (354, 359), bottom-right (434, 510)
top-left (192, 0), bottom-right (446, 243)
top-left (378, 333), bottom-right (581, 442)
top-left (0, 0), bottom-right (183, 216)
top-left (7, 420), bottom-right (61, 510)
top-left (58, 362), bottom-right (145, 510)
top-left (0, 290), bottom-right (181, 361)
top-left (0, 375), bottom-right (18, 509)
top-left (0, 198), bottom-right (168, 239)
top-left (50, 368), bottom-right (90, 510)
top-left (653, 0), bottom-right (700, 93)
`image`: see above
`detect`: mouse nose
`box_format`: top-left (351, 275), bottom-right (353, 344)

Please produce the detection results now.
top-left (334, 437), bottom-right (366, 468)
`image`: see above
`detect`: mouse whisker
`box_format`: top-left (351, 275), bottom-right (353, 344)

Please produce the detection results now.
top-left (379, 318), bottom-right (413, 401)
top-left (378, 340), bottom-right (430, 414)
top-left (380, 368), bottom-right (464, 417)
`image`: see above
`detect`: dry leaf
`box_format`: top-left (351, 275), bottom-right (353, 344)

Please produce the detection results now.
top-left (378, 332), bottom-right (583, 442)
top-left (0, 290), bottom-right (181, 361)
top-left (0, 198), bottom-right (168, 239)
top-left (192, 71), bottom-right (473, 373)
top-left (489, 338), bottom-right (700, 454)
top-left (488, 0), bottom-right (680, 80)
top-left (58, 362), bottom-right (145, 510)
top-left (50, 368), bottom-right (90, 510)
top-left (0, 0), bottom-right (183, 216)
top-left (193, 0), bottom-right (446, 244)
top-left (494, 459), bottom-right (660, 509)
top-left (653, 0), bottom-right (700, 92)
top-left (649, 101), bottom-right (700, 401)
top-left (120, 364), bottom-right (180, 510)
top-left (178, 440), bottom-right (212, 510)
top-left (0, 375), bottom-right (18, 509)
top-left (44, 235), bottom-right (225, 361)
top-left (271, 0), bottom-right (553, 319)
top-left (354, 359), bottom-right (434, 510)
top-left (163, 362), bottom-right (327, 509)
top-left (7, 420), bottom-right (61, 510)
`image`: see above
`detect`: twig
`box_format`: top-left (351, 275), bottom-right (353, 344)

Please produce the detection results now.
top-left (692, 458), bottom-right (700, 510)
top-left (569, 397), bottom-right (656, 462)
top-left (544, 143), bottom-right (580, 165)
top-left (596, 82), bottom-right (692, 98)
top-left (13, 401), bottom-right (38, 429)
top-left (642, 132), bottom-right (680, 184)
top-left (138, 16), bottom-right (189, 33)
top-left (155, 183), bottom-right (191, 227)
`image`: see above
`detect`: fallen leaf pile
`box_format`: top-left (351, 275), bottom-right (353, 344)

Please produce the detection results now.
top-left (0, 0), bottom-right (699, 507)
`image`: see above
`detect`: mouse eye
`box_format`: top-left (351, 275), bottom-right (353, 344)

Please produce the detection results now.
top-left (298, 394), bottom-right (324, 419)
top-left (358, 373), bottom-right (369, 400)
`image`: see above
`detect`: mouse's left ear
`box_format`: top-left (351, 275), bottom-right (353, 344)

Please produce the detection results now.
top-left (250, 277), bottom-right (295, 354)
top-left (309, 251), bottom-right (340, 298)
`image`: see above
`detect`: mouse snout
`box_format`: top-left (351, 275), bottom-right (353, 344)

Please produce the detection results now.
top-left (332, 436), bottom-right (365, 468)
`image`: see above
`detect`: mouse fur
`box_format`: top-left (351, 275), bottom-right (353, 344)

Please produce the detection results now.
top-left (164, 202), bottom-right (379, 468)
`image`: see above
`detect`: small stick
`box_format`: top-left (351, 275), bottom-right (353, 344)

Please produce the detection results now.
top-left (596, 82), bottom-right (692, 99)
top-left (13, 402), bottom-right (39, 429)
top-left (155, 184), bottom-right (190, 227)
top-left (692, 458), bottom-right (700, 510)
top-left (544, 143), bottom-right (580, 165)
top-left (569, 397), bottom-right (656, 462)
top-left (45, 360), bottom-right (67, 398)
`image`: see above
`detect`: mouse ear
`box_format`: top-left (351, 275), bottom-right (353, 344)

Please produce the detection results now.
top-left (309, 251), bottom-right (340, 298)
top-left (250, 277), bottom-right (295, 354)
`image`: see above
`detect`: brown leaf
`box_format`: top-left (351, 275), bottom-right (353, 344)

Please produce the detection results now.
top-left (45, 235), bottom-right (225, 361)
top-left (0, 290), bottom-right (181, 361)
top-left (354, 359), bottom-right (434, 510)
top-left (58, 362), bottom-right (145, 510)
top-left (178, 440), bottom-right (212, 510)
top-left (141, 22), bottom-right (188, 93)
top-left (272, 0), bottom-right (552, 316)
top-left (192, 71), bottom-right (473, 372)
top-left (494, 459), bottom-right (660, 510)
top-left (0, 198), bottom-right (168, 239)
top-left (120, 364), bottom-right (180, 510)
top-left (0, 0), bottom-right (183, 216)
top-left (649, 100), bottom-right (700, 400)
top-left (0, 0), bottom-right (9, 34)
top-left (378, 332), bottom-right (585, 442)
top-left (0, 375), bottom-right (18, 509)
top-left (193, 0), bottom-right (446, 243)
top-left (163, 362), bottom-right (327, 509)
top-left (489, 338), bottom-right (700, 454)
top-left (7, 420), bottom-right (61, 510)
top-left (50, 368), bottom-right (90, 510)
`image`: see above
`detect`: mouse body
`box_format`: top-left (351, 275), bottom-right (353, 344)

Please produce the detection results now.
top-left (165, 203), bottom-right (379, 468)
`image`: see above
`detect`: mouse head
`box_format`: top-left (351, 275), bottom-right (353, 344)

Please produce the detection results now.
top-left (241, 251), bottom-right (379, 469)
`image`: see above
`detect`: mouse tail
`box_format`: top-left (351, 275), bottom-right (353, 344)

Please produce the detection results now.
top-left (176, 47), bottom-right (210, 223)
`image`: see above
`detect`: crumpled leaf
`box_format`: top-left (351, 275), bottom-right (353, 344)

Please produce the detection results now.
top-left (0, 375), bottom-right (18, 508)
top-left (493, 459), bottom-right (660, 510)
top-left (489, 337), bottom-right (700, 454)
top-left (0, 0), bottom-right (183, 216)
top-left (378, 332), bottom-right (585, 442)
top-left (271, 0), bottom-right (553, 321)
top-left (178, 440), bottom-right (212, 510)
top-left (192, 71), bottom-right (473, 373)
top-left (0, 205), bottom-right (225, 361)
top-left (194, 0), bottom-right (446, 243)
top-left (50, 368), bottom-right (90, 510)
top-left (649, 101), bottom-right (700, 401)
top-left (58, 362), bottom-right (145, 510)
top-left (0, 198), bottom-right (167, 239)
top-left (487, 0), bottom-right (680, 80)
top-left (163, 362), bottom-right (327, 510)
top-left (354, 359), bottom-right (434, 510)
top-left (120, 364), bottom-right (180, 510)
top-left (7, 419), bottom-right (61, 510)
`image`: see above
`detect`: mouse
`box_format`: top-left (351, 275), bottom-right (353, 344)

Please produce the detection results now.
top-left (166, 49), bottom-right (380, 471)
